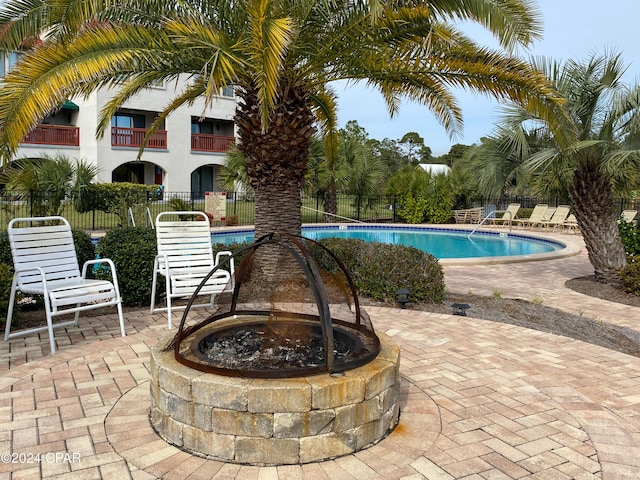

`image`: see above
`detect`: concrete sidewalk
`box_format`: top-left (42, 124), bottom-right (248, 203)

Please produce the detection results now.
top-left (1, 231), bottom-right (639, 479)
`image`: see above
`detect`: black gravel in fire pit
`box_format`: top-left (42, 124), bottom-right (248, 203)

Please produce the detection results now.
top-left (196, 323), bottom-right (363, 370)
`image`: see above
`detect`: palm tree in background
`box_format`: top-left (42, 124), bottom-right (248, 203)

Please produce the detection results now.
top-left (0, 0), bottom-right (571, 276)
top-left (491, 52), bottom-right (640, 284)
top-left (1, 154), bottom-right (98, 216)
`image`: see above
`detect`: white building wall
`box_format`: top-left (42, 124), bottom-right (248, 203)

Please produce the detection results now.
top-left (13, 74), bottom-right (237, 192)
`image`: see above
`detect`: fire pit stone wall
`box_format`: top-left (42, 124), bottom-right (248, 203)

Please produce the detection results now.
top-left (150, 332), bottom-right (401, 465)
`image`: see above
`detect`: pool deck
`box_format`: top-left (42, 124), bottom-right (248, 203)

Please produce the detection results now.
top-left (1, 229), bottom-right (639, 479)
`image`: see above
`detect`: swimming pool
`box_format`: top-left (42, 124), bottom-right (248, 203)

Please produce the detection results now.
top-left (211, 225), bottom-right (569, 263)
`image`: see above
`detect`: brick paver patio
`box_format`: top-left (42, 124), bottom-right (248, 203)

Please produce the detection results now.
top-left (1, 231), bottom-right (639, 479)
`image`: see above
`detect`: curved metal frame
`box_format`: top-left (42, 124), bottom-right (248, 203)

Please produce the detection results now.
top-left (169, 233), bottom-right (380, 377)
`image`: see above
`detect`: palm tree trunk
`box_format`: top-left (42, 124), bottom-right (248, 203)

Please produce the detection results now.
top-left (570, 161), bottom-right (626, 285)
top-left (234, 83), bottom-right (314, 280)
top-left (323, 182), bottom-right (337, 222)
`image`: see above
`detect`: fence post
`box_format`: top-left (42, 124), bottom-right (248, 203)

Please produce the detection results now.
top-left (92, 190), bottom-right (96, 231)
top-left (315, 194), bottom-right (320, 223)
top-left (392, 195), bottom-right (397, 223)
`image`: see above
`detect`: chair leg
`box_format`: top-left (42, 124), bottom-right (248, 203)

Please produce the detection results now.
top-left (43, 295), bottom-right (57, 354)
top-left (4, 275), bottom-right (19, 341)
top-left (150, 262), bottom-right (159, 314)
top-left (166, 276), bottom-right (173, 329)
top-left (116, 300), bottom-right (126, 337)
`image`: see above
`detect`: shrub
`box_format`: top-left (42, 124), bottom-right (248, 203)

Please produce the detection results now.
top-left (0, 231), bottom-right (12, 266)
top-left (619, 256), bottom-right (640, 296)
top-left (96, 227), bottom-right (158, 306)
top-left (619, 219), bottom-right (640, 258)
top-left (72, 230), bottom-right (96, 271)
top-left (312, 238), bottom-right (445, 303)
top-left (79, 182), bottom-right (159, 226)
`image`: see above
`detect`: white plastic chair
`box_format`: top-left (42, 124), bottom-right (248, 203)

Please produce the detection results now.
top-left (150, 211), bottom-right (234, 328)
top-left (4, 216), bottom-right (125, 354)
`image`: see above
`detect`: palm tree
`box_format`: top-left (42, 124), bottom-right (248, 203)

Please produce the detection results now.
top-left (0, 0), bottom-right (570, 276)
top-left (0, 154), bottom-right (98, 216)
top-left (492, 52), bottom-right (640, 284)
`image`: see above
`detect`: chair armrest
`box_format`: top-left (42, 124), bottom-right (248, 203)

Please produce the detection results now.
top-left (13, 265), bottom-right (50, 295)
top-left (81, 258), bottom-right (121, 295)
top-left (215, 251), bottom-right (235, 275)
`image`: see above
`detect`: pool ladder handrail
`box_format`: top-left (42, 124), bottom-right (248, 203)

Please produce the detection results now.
top-left (467, 210), bottom-right (513, 239)
top-left (301, 206), bottom-right (365, 223)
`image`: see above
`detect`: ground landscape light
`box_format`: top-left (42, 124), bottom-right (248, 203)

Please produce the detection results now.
top-left (395, 288), bottom-right (411, 309)
top-left (451, 303), bottom-right (471, 316)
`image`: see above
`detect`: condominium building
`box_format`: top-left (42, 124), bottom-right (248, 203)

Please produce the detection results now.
top-left (3, 52), bottom-right (237, 194)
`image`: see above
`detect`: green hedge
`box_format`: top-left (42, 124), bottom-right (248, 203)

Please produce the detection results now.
top-left (312, 237), bottom-right (445, 304)
top-left (96, 227), bottom-right (158, 306)
top-left (620, 256), bottom-right (640, 295)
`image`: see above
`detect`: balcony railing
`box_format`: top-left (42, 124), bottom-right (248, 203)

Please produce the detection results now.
top-left (22, 125), bottom-right (80, 147)
top-left (191, 133), bottom-right (235, 152)
top-left (111, 127), bottom-right (167, 149)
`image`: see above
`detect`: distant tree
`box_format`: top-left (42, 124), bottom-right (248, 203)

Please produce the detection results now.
top-left (370, 138), bottom-right (407, 175)
top-left (399, 132), bottom-right (429, 165)
top-left (439, 144), bottom-right (472, 167)
top-left (461, 133), bottom-right (532, 202)
top-left (386, 165), bottom-right (454, 223)
top-left (320, 123), bottom-right (386, 220)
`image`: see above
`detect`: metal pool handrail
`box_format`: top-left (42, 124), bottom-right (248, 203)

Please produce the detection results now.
top-left (467, 210), bottom-right (513, 239)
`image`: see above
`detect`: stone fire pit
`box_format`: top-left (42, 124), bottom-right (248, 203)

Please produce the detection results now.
top-left (150, 330), bottom-right (400, 465)
top-left (149, 234), bottom-right (401, 465)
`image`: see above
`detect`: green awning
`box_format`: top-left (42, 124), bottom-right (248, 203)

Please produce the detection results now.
top-left (61, 100), bottom-right (79, 111)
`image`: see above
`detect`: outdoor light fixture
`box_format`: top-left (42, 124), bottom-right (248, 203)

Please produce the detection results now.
top-left (395, 288), bottom-right (411, 309)
top-left (451, 303), bottom-right (470, 316)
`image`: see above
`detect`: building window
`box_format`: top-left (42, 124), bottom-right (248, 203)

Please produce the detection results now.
top-left (8, 52), bottom-right (21, 70)
top-left (222, 85), bottom-right (234, 97)
top-left (111, 113), bottom-right (145, 128)
top-left (1, 51), bottom-right (24, 77)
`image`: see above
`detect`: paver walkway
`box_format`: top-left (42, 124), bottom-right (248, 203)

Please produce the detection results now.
top-left (1, 231), bottom-right (639, 479)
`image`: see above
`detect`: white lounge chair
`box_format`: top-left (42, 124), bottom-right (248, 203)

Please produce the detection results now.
top-left (514, 204), bottom-right (548, 229)
top-left (563, 214), bottom-right (580, 233)
top-left (488, 203), bottom-right (520, 226)
top-left (150, 211), bottom-right (234, 328)
top-left (4, 216), bottom-right (125, 354)
top-left (621, 209), bottom-right (638, 224)
top-left (538, 205), bottom-right (571, 231)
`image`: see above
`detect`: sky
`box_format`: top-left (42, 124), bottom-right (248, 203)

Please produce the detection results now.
top-left (334, 0), bottom-right (640, 156)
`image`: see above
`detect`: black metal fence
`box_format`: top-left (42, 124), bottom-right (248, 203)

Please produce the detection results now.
top-left (0, 191), bottom-right (400, 230)
top-left (0, 190), bottom-right (637, 231)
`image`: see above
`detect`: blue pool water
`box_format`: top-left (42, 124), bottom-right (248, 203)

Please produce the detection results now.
top-left (211, 226), bottom-right (563, 259)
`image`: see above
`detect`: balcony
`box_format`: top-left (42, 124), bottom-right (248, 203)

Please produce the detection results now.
top-left (111, 127), bottom-right (167, 149)
top-left (22, 125), bottom-right (80, 147)
top-left (191, 133), bottom-right (235, 153)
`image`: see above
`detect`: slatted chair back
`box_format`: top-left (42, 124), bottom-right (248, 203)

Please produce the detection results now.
top-left (621, 210), bottom-right (638, 223)
top-left (9, 218), bottom-right (82, 294)
top-left (151, 211), bottom-right (232, 328)
top-left (542, 205), bottom-right (571, 230)
top-left (515, 204), bottom-right (548, 229)
top-left (155, 211), bottom-right (215, 277)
